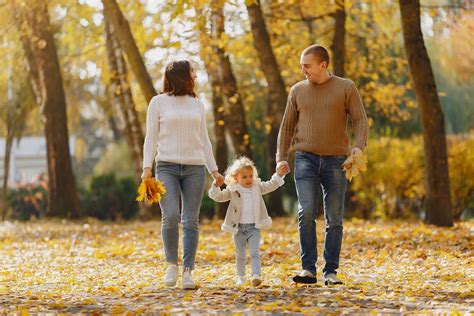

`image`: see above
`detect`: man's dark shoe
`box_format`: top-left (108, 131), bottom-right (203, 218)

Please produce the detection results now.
top-left (293, 270), bottom-right (317, 284)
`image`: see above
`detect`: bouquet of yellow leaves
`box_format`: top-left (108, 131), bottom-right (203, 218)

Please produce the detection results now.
top-left (342, 150), bottom-right (368, 181)
top-left (136, 177), bottom-right (166, 204)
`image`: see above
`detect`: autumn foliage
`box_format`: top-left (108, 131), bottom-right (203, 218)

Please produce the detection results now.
top-left (136, 178), bottom-right (166, 205)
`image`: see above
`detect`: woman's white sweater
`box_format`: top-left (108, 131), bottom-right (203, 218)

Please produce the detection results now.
top-left (142, 94), bottom-right (218, 173)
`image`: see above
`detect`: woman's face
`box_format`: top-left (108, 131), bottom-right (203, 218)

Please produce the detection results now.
top-left (190, 66), bottom-right (197, 80)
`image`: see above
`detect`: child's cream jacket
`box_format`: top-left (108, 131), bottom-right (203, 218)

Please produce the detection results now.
top-left (208, 173), bottom-right (285, 234)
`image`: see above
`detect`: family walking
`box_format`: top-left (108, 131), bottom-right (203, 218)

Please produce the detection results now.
top-left (141, 44), bottom-right (369, 289)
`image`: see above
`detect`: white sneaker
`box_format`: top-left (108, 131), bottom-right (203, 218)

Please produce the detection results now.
top-left (251, 275), bottom-right (262, 286)
top-left (182, 267), bottom-right (197, 289)
top-left (324, 273), bottom-right (343, 285)
top-left (236, 276), bottom-right (246, 285)
top-left (163, 264), bottom-right (178, 287)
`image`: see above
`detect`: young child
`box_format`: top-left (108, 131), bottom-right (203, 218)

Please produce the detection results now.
top-left (208, 157), bottom-right (288, 286)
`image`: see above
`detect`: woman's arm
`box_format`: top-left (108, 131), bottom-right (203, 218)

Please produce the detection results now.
top-left (142, 97), bottom-right (159, 173)
top-left (199, 101), bottom-right (219, 174)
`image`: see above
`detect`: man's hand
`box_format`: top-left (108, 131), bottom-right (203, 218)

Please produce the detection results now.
top-left (141, 167), bottom-right (152, 180)
top-left (351, 147), bottom-right (363, 156)
top-left (212, 171), bottom-right (225, 187)
top-left (276, 161), bottom-right (290, 176)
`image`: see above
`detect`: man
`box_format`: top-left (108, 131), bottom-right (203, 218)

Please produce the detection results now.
top-left (276, 44), bottom-right (369, 285)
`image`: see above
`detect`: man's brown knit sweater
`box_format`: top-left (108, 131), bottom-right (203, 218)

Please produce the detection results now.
top-left (276, 75), bottom-right (369, 161)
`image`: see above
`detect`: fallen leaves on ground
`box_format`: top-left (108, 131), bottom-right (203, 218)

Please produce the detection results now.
top-left (0, 218), bottom-right (472, 314)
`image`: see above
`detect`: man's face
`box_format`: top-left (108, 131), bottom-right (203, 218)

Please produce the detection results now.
top-left (300, 53), bottom-right (327, 82)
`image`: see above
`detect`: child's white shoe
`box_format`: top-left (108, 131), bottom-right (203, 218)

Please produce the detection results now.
top-left (251, 275), bottom-right (261, 286)
top-left (236, 276), bottom-right (246, 285)
top-left (163, 263), bottom-right (178, 287)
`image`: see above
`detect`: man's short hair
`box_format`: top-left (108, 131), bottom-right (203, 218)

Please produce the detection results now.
top-left (302, 44), bottom-right (330, 66)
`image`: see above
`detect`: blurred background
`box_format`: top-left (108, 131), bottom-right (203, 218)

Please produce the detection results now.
top-left (0, 0), bottom-right (472, 222)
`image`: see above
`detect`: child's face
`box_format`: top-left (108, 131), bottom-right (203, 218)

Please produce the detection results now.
top-left (235, 167), bottom-right (254, 188)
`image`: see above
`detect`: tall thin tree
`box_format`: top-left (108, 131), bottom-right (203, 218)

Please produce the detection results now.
top-left (105, 16), bottom-right (144, 184)
top-left (331, 0), bottom-right (346, 77)
top-left (197, 10), bottom-right (229, 219)
top-left (399, 0), bottom-right (453, 226)
top-left (102, 0), bottom-right (157, 102)
top-left (246, 0), bottom-right (287, 216)
top-left (211, 1), bottom-right (253, 158)
top-left (13, 0), bottom-right (80, 218)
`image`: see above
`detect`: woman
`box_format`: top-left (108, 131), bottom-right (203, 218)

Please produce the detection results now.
top-left (141, 60), bottom-right (224, 289)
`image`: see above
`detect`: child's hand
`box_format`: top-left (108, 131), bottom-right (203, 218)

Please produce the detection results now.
top-left (212, 179), bottom-right (221, 187)
top-left (276, 162), bottom-right (289, 176)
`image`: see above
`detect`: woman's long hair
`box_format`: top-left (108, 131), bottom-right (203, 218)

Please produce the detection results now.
top-left (162, 60), bottom-right (197, 97)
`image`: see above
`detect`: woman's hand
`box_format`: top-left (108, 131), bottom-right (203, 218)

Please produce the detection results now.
top-left (141, 167), bottom-right (152, 180)
top-left (212, 171), bottom-right (224, 187)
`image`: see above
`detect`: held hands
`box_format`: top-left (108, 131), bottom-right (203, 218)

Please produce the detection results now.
top-left (276, 161), bottom-right (290, 177)
top-left (212, 171), bottom-right (225, 187)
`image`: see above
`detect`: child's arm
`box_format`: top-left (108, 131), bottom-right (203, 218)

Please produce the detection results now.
top-left (260, 173), bottom-right (285, 195)
top-left (208, 185), bottom-right (232, 202)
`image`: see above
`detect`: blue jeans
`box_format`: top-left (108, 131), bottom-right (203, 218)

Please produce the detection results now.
top-left (294, 151), bottom-right (348, 276)
top-left (156, 161), bottom-right (206, 270)
top-left (233, 224), bottom-right (261, 277)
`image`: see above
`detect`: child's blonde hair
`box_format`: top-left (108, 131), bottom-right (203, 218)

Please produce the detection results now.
top-left (224, 156), bottom-right (259, 185)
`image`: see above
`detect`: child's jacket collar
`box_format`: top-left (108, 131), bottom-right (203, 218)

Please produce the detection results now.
top-left (226, 179), bottom-right (262, 193)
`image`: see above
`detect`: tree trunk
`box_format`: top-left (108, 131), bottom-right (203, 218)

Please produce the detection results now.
top-left (331, 0), bottom-right (346, 77)
top-left (297, 0), bottom-right (316, 44)
top-left (197, 6), bottom-right (228, 219)
top-left (211, 3), bottom-right (252, 158)
top-left (102, 0), bottom-right (157, 102)
top-left (105, 17), bottom-right (144, 184)
top-left (246, 0), bottom-right (287, 216)
top-left (1, 132), bottom-right (13, 221)
top-left (399, 0), bottom-right (453, 226)
top-left (108, 114), bottom-right (122, 142)
top-left (105, 14), bottom-right (157, 220)
top-left (14, 0), bottom-right (80, 218)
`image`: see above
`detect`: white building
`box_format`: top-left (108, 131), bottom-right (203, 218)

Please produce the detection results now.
top-left (0, 137), bottom-right (75, 187)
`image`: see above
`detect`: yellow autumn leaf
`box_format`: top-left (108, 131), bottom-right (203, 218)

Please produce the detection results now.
top-left (136, 178), bottom-right (166, 204)
top-left (343, 151), bottom-right (368, 181)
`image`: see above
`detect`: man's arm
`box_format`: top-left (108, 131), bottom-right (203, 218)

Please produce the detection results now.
top-left (346, 81), bottom-right (369, 151)
top-left (276, 87), bottom-right (298, 162)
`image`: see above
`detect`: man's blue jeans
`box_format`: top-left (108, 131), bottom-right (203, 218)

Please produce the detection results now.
top-left (294, 151), bottom-right (348, 276)
top-left (156, 161), bottom-right (206, 270)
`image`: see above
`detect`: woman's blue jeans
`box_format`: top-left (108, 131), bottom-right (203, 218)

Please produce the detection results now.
top-left (156, 161), bottom-right (206, 270)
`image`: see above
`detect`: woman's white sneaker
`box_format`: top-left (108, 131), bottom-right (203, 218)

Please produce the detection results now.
top-left (163, 264), bottom-right (178, 287)
top-left (182, 267), bottom-right (197, 289)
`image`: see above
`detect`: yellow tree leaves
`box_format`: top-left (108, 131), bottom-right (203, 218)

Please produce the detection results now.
top-left (136, 178), bottom-right (166, 204)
